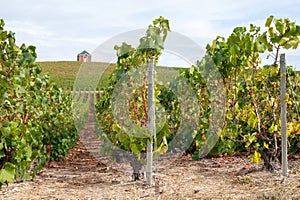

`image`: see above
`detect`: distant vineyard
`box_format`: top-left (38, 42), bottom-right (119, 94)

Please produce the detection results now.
top-left (38, 61), bottom-right (115, 90)
top-left (38, 61), bottom-right (181, 91)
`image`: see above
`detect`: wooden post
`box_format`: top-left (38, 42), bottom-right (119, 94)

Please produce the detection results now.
top-left (280, 53), bottom-right (288, 176)
top-left (146, 140), bottom-right (152, 185)
top-left (146, 59), bottom-right (155, 185)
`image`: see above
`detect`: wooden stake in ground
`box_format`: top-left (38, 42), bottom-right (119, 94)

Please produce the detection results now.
top-left (146, 59), bottom-right (155, 185)
top-left (280, 53), bottom-right (288, 176)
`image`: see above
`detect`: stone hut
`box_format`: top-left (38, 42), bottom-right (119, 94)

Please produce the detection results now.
top-left (77, 50), bottom-right (92, 62)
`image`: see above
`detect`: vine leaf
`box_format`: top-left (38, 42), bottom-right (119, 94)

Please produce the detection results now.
top-left (0, 162), bottom-right (16, 184)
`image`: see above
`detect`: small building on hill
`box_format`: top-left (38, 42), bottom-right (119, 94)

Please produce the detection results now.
top-left (77, 50), bottom-right (92, 62)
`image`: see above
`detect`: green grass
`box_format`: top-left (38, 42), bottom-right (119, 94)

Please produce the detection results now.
top-left (38, 61), bottom-right (183, 91)
top-left (38, 61), bottom-right (115, 90)
top-left (38, 61), bottom-right (80, 89)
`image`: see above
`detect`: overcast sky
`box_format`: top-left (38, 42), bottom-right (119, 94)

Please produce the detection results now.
top-left (2, 0), bottom-right (300, 69)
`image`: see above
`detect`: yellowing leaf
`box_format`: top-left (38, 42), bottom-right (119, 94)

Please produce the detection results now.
top-left (249, 151), bottom-right (261, 165)
top-left (263, 142), bottom-right (269, 149)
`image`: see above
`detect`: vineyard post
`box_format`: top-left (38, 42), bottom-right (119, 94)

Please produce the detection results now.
top-left (146, 59), bottom-right (155, 185)
top-left (280, 53), bottom-right (288, 176)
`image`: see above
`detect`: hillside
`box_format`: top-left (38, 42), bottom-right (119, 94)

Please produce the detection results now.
top-left (38, 61), bottom-right (115, 89)
top-left (38, 61), bottom-right (182, 90)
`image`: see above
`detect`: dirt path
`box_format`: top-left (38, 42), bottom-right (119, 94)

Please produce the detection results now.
top-left (1, 93), bottom-right (300, 199)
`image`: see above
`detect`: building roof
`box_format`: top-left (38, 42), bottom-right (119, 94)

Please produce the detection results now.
top-left (78, 50), bottom-right (91, 55)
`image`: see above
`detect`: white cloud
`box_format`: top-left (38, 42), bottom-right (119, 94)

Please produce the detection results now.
top-left (1, 0), bottom-right (300, 68)
top-left (5, 20), bottom-right (53, 37)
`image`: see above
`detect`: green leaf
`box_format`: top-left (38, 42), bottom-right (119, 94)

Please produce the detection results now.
top-left (255, 41), bottom-right (266, 53)
top-left (0, 151), bottom-right (5, 159)
top-left (295, 25), bottom-right (300, 36)
top-left (189, 66), bottom-right (194, 75)
top-left (0, 19), bottom-right (5, 28)
top-left (112, 123), bottom-right (120, 132)
top-left (131, 142), bottom-right (143, 157)
top-left (1, 127), bottom-right (11, 137)
top-left (278, 37), bottom-right (289, 46)
top-left (268, 124), bottom-right (278, 133)
top-left (275, 19), bottom-right (286, 35)
top-left (249, 134), bottom-right (257, 143)
top-left (118, 131), bottom-right (130, 150)
top-left (288, 22), bottom-right (297, 35)
top-left (0, 162), bottom-right (16, 184)
top-left (265, 16), bottom-right (274, 27)
top-left (284, 37), bottom-right (299, 49)
top-left (247, 111), bottom-right (257, 128)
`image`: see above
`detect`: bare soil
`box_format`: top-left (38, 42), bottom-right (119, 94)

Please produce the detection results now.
top-left (1, 94), bottom-right (300, 200)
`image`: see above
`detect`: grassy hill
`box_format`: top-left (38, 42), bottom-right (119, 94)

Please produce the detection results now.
top-left (38, 61), bottom-right (184, 90)
top-left (38, 61), bottom-right (115, 89)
